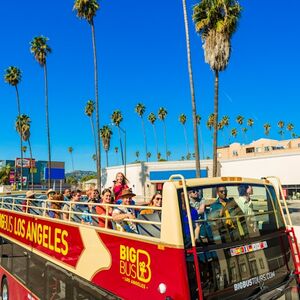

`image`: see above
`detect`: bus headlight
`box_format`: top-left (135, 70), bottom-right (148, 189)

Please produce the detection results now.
top-left (158, 283), bottom-right (167, 294)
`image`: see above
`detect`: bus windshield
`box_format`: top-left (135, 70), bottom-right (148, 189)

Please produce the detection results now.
top-left (180, 183), bottom-right (285, 246)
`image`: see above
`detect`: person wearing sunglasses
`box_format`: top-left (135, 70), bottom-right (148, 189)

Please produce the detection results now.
top-left (140, 192), bottom-right (162, 215)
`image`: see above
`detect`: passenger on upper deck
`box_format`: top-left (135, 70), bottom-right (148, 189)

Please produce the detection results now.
top-left (46, 189), bottom-right (56, 217)
top-left (112, 189), bottom-right (138, 233)
top-left (22, 190), bottom-right (35, 214)
top-left (49, 193), bottom-right (63, 219)
top-left (81, 197), bottom-right (97, 225)
top-left (63, 188), bottom-right (72, 202)
top-left (96, 188), bottom-right (113, 228)
top-left (62, 190), bottom-right (83, 222)
top-left (113, 172), bottom-right (129, 202)
top-left (140, 192), bottom-right (162, 215)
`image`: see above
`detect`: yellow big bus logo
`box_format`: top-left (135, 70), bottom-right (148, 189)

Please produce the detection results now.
top-left (119, 245), bottom-right (152, 288)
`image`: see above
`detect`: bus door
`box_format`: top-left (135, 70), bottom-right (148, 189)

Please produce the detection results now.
top-left (180, 182), bottom-right (300, 300)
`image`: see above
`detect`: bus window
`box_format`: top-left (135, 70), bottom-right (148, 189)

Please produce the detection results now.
top-left (0, 238), bottom-right (12, 272)
top-left (12, 244), bottom-right (27, 284)
top-left (73, 276), bottom-right (120, 300)
top-left (28, 252), bottom-right (46, 299)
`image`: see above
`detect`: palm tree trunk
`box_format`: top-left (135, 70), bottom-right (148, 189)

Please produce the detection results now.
top-left (141, 117), bottom-right (148, 162)
top-left (15, 86), bottom-right (23, 189)
top-left (44, 64), bottom-right (52, 188)
top-left (182, 0), bottom-right (201, 177)
top-left (163, 121), bottom-right (168, 160)
top-left (183, 125), bottom-right (190, 155)
top-left (118, 127), bottom-right (124, 165)
top-left (213, 70), bottom-right (219, 177)
top-left (71, 153), bottom-right (74, 172)
top-left (106, 150), bottom-right (108, 168)
top-left (91, 21), bottom-right (101, 190)
top-left (153, 125), bottom-right (159, 160)
top-left (89, 116), bottom-right (98, 174)
top-left (28, 139), bottom-right (34, 191)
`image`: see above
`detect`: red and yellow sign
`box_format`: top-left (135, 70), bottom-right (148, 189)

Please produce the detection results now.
top-left (0, 210), bottom-right (84, 268)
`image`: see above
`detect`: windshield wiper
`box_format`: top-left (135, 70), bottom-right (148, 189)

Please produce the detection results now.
top-left (268, 272), bottom-right (296, 300)
top-left (247, 284), bottom-right (269, 300)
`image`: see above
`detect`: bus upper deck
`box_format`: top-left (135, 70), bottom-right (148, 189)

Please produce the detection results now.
top-left (0, 176), bottom-right (299, 299)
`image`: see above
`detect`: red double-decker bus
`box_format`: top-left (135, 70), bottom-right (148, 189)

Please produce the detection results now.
top-left (0, 176), bottom-right (299, 299)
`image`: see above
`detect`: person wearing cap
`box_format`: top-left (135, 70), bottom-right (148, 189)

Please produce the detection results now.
top-left (22, 190), bottom-right (35, 214)
top-left (112, 189), bottom-right (138, 233)
top-left (46, 189), bottom-right (56, 218)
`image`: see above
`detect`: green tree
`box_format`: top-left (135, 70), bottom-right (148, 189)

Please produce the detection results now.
top-left (30, 36), bottom-right (52, 188)
top-left (114, 147), bottom-right (119, 165)
top-left (0, 164), bottom-right (11, 185)
top-left (100, 125), bottom-right (113, 167)
top-left (264, 123), bottom-right (271, 136)
top-left (206, 113), bottom-right (215, 131)
top-left (179, 114), bottom-right (190, 156)
top-left (4, 66), bottom-right (24, 188)
top-left (68, 147), bottom-right (74, 172)
top-left (74, 0), bottom-right (101, 189)
top-left (181, 0), bottom-right (201, 177)
top-left (135, 103), bottom-right (148, 162)
top-left (16, 114), bottom-right (34, 190)
top-left (158, 107), bottom-right (168, 160)
top-left (193, 0), bottom-right (241, 177)
top-left (148, 113), bottom-right (159, 160)
top-left (111, 110), bottom-right (125, 167)
top-left (85, 100), bottom-right (98, 174)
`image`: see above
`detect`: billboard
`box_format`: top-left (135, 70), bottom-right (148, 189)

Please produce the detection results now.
top-left (15, 158), bottom-right (36, 168)
top-left (44, 168), bottom-right (65, 180)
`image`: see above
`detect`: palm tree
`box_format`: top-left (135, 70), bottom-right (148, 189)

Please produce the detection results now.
top-left (179, 114), bottom-right (190, 156)
top-left (16, 114), bottom-right (34, 190)
top-left (135, 151), bottom-right (140, 162)
top-left (247, 118), bottom-right (254, 142)
top-left (4, 66), bottom-right (24, 188)
top-left (111, 110), bottom-right (124, 166)
top-left (147, 152), bottom-right (151, 161)
top-left (100, 125), bottom-right (113, 167)
top-left (181, 0), bottom-right (201, 177)
top-left (30, 36), bottom-right (52, 188)
top-left (22, 146), bottom-right (27, 156)
top-left (221, 115), bottom-right (230, 144)
top-left (68, 147), bottom-right (74, 172)
top-left (277, 120), bottom-right (285, 140)
top-left (206, 113), bottom-right (215, 131)
top-left (236, 115), bottom-right (244, 126)
top-left (84, 100), bottom-right (98, 174)
top-left (114, 146), bottom-right (119, 165)
top-left (264, 123), bottom-right (271, 136)
top-left (158, 107), bottom-right (168, 160)
top-left (242, 127), bottom-right (248, 143)
top-left (135, 103), bottom-right (148, 162)
top-left (196, 114), bottom-right (205, 158)
top-left (148, 113), bottom-right (159, 160)
top-left (167, 151), bottom-right (171, 160)
top-left (287, 123), bottom-right (294, 138)
top-left (193, 0), bottom-right (241, 177)
top-left (157, 152), bottom-right (162, 161)
top-left (73, 0), bottom-right (101, 189)
top-left (231, 128), bottom-right (238, 139)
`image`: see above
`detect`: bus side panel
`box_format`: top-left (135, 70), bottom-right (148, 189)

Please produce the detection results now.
top-left (92, 232), bottom-right (191, 300)
top-left (0, 266), bottom-right (38, 300)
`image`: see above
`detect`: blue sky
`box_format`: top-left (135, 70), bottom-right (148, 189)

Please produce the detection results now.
top-left (0, 0), bottom-right (299, 172)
